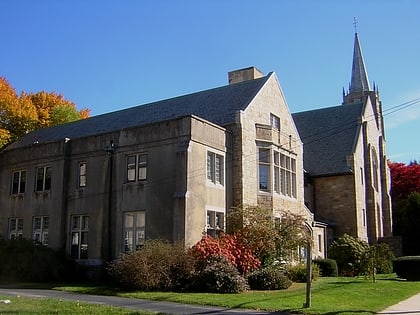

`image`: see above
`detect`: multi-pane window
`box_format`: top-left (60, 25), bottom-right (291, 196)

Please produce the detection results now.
top-left (123, 211), bottom-right (145, 252)
top-left (33, 216), bottom-right (49, 245)
top-left (259, 148), bottom-right (270, 191)
top-left (71, 215), bottom-right (88, 259)
top-left (11, 170), bottom-right (26, 194)
top-left (127, 154), bottom-right (147, 182)
top-left (78, 162), bottom-right (87, 187)
top-left (280, 154), bottom-right (297, 198)
top-left (273, 152), bottom-right (280, 193)
top-left (36, 166), bottom-right (52, 191)
top-left (9, 218), bottom-right (23, 240)
top-left (207, 152), bottom-right (224, 185)
top-left (258, 148), bottom-right (297, 198)
top-left (206, 210), bottom-right (225, 237)
top-left (270, 113), bottom-right (280, 131)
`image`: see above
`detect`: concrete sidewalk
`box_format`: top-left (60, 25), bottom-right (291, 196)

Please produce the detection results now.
top-left (0, 288), bottom-right (285, 315)
top-left (378, 292), bottom-right (420, 314)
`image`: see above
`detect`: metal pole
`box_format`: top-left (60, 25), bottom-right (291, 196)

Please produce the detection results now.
top-left (305, 240), bottom-right (312, 308)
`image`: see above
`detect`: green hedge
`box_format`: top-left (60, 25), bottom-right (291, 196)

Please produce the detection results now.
top-left (247, 266), bottom-right (292, 290)
top-left (313, 258), bottom-right (338, 277)
top-left (393, 256), bottom-right (420, 281)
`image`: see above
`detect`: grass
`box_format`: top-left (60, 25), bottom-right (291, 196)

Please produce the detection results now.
top-left (0, 294), bottom-right (160, 315)
top-left (54, 274), bottom-right (420, 315)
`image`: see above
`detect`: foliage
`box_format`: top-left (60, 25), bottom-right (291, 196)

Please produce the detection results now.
top-left (227, 205), bottom-right (310, 265)
top-left (0, 238), bottom-right (76, 282)
top-left (190, 234), bottom-right (260, 275)
top-left (286, 263), bottom-right (319, 283)
top-left (56, 274), bottom-right (420, 314)
top-left (190, 255), bottom-right (249, 293)
top-left (107, 240), bottom-right (196, 291)
top-left (393, 256), bottom-right (420, 281)
top-left (247, 265), bottom-right (292, 290)
top-left (0, 77), bottom-right (90, 149)
top-left (328, 234), bottom-right (369, 276)
top-left (389, 162), bottom-right (420, 255)
top-left (361, 243), bottom-right (394, 281)
top-left (313, 258), bottom-right (338, 277)
top-left (389, 161), bottom-right (420, 201)
top-left (393, 192), bottom-right (420, 255)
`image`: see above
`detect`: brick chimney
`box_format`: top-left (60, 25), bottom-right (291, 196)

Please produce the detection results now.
top-left (228, 66), bottom-right (264, 85)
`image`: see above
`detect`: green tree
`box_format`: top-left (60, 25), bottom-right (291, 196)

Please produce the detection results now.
top-left (394, 192), bottom-right (420, 255)
top-left (227, 205), bottom-right (309, 265)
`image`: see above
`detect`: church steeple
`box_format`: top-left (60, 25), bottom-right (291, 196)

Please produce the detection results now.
top-left (343, 32), bottom-right (373, 105)
top-left (350, 33), bottom-right (370, 94)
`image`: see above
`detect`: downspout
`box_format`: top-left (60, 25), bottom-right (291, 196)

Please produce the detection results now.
top-left (61, 138), bottom-right (71, 252)
top-left (105, 140), bottom-right (115, 261)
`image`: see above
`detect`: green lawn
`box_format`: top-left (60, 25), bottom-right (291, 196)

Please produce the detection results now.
top-left (0, 294), bottom-right (160, 315)
top-left (55, 274), bottom-right (420, 315)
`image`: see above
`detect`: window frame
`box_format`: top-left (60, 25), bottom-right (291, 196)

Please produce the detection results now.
top-left (258, 148), bottom-right (271, 191)
top-left (33, 216), bottom-right (49, 245)
top-left (270, 113), bottom-right (280, 131)
top-left (35, 166), bottom-right (52, 192)
top-left (126, 153), bottom-right (147, 182)
top-left (257, 147), bottom-right (297, 198)
top-left (206, 210), bottom-right (225, 237)
top-left (123, 211), bottom-right (145, 252)
top-left (206, 151), bottom-right (224, 186)
top-left (8, 218), bottom-right (23, 240)
top-left (70, 215), bottom-right (89, 259)
top-left (78, 162), bottom-right (87, 188)
top-left (11, 170), bottom-right (26, 195)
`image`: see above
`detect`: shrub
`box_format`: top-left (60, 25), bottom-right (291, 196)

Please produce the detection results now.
top-left (393, 256), bottom-right (420, 281)
top-left (190, 255), bottom-right (249, 293)
top-left (191, 234), bottom-right (260, 275)
top-left (0, 238), bottom-right (76, 282)
top-left (247, 266), bottom-right (292, 290)
top-left (328, 234), bottom-right (369, 276)
top-left (107, 240), bottom-right (195, 291)
top-left (313, 258), bottom-right (338, 277)
top-left (361, 243), bottom-right (395, 277)
top-left (287, 263), bottom-right (320, 282)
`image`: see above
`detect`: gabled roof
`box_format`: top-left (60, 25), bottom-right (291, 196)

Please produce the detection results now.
top-left (292, 103), bottom-right (364, 176)
top-left (6, 74), bottom-right (271, 150)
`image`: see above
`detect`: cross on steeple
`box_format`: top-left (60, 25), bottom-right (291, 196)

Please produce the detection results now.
top-left (353, 17), bottom-right (358, 33)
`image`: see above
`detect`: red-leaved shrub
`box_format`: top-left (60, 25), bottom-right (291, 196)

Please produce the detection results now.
top-left (191, 234), bottom-right (260, 275)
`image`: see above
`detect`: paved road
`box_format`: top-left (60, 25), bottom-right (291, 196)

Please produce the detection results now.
top-left (0, 288), bottom-right (286, 315)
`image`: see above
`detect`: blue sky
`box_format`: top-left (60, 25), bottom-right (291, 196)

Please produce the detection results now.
top-left (1, 0), bottom-right (419, 163)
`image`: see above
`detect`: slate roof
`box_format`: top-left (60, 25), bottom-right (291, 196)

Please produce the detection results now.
top-left (6, 74), bottom-right (271, 150)
top-left (292, 103), bottom-right (364, 177)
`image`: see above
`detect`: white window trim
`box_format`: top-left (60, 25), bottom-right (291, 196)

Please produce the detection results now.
top-left (33, 216), bottom-right (49, 246)
top-left (206, 151), bottom-right (225, 186)
top-left (11, 170), bottom-right (26, 195)
top-left (123, 211), bottom-right (145, 252)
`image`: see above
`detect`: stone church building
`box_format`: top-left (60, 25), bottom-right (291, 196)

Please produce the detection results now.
top-left (293, 33), bottom-right (393, 247)
top-left (0, 33), bottom-right (393, 266)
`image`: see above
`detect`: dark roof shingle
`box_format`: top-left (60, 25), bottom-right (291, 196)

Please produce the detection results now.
top-left (292, 103), bottom-right (364, 176)
top-left (6, 74), bottom-right (270, 150)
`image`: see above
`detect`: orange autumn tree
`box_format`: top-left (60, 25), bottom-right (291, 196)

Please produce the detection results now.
top-left (0, 77), bottom-right (90, 149)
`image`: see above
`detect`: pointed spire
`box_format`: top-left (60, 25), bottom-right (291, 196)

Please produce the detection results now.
top-left (349, 32), bottom-right (370, 93)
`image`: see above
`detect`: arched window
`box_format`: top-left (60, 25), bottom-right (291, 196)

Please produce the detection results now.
top-left (371, 147), bottom-right (379, 191)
